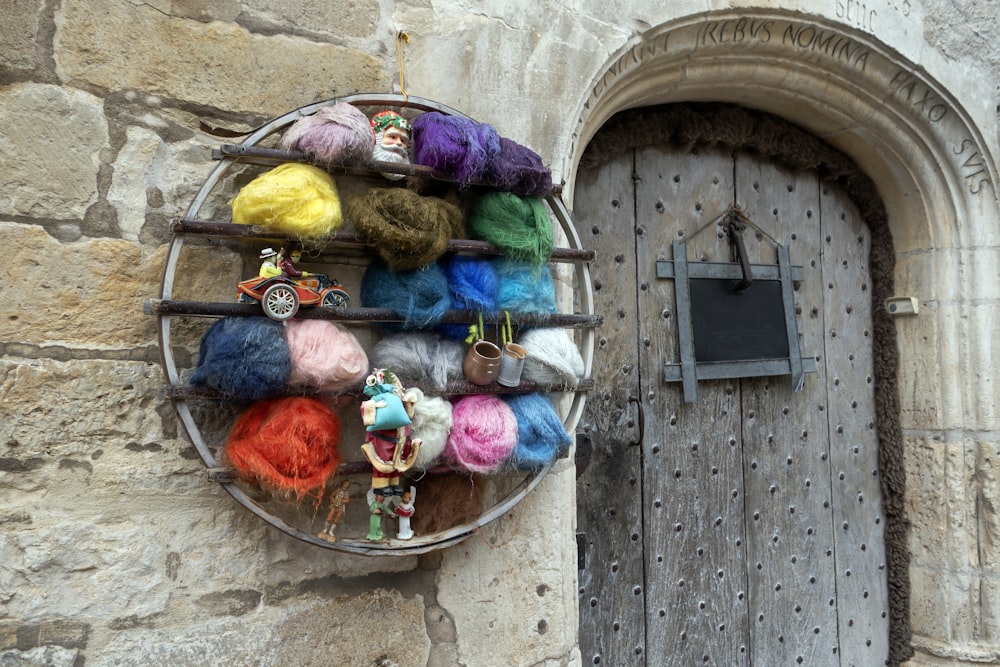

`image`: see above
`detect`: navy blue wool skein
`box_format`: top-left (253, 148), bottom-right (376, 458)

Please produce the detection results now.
top-left (360, 259), bottom-right (451, 332)
top-left (190, 317), bottom-right (291, 399)
top-left (504, 393), bottom-right (572, 471)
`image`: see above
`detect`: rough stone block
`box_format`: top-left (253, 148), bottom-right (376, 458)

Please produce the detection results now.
top-left (0, 0), bottom-right (43, 73)
top-left (239, 0), bottom-right (381, 40)
top-left (55, 0), bottom-right (386, 118)
top-left (0, 84), bottom-right (108, 220)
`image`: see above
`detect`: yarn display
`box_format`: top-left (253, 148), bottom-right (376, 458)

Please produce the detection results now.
top-left (277, 102), bottom-right (374, 165)
top-left (411, 112), bottom-right (501, 185)
top-left (369, 332), bottom-right (464, 393)
top-left (504, 393), bottom-right (572, 470)
top-left (483, 136), bottom-right (553, 197)
top-left (223, 397), bottom-right (341, 502)
top-left (445, 394), bottom-right (518, 473)
top-left (468, 192), bottom-right (554, 267)
top-left (405, 388), bottom-right (453, 469)
top-left (347, 187), bottom-right (464, 271)
top-left (285, 319), bottom-right (369, 392)
top-left (190, 317), bottom-right (291, 399)
top-left (439, 255), bottom-right (499, 340)
top-left (360, 259), bottom-right (451, 332)
top-left (495, 259), bottom-right (557, 316)
top-left (230, 163), bottom-right (343, 241)
top-left (518, 328), bottom-right (586, 388)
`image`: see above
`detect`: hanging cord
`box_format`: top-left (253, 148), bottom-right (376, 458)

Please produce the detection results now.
top-left (501, 311), bottom-right (514, 347)
top-left (465, 312), bottom-right (486, 344)
top-left (396, 31), bottom-right (410, 105)
top-left (686, 204), bottom-right (783, 248)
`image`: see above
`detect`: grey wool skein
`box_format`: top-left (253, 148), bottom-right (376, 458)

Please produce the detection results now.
top-left (369, 332), bottom-right (465, 394)
top-left (519, 328), bottom-right (585, 388)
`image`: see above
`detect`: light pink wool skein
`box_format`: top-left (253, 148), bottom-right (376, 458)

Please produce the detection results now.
top-left (284, 319), bottom-right (369, 392)
top-left (445, 394), bottom-right (518, 473)
top-left (278, 102), bottom-right (374, 164)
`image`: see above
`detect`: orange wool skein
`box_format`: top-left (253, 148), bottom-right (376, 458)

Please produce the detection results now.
top-left (224, 397), bottom-right (342, 503)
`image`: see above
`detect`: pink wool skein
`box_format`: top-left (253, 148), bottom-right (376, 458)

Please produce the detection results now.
top-left (278, 102), bottom-right (374, 164)
top-left (284, 319), bottom-right (369, 392)
top-left (445, 395), bottom-right (518, 473)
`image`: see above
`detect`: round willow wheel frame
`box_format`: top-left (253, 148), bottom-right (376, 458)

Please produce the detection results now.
top-left (156, 94), bottom-right (595, 555)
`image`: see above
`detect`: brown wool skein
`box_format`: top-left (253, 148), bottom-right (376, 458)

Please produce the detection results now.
top-left (347, 188), bottom-right (465, 271)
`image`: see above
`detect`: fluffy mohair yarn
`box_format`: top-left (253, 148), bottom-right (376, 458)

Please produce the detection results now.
top-left (223, 397), bottom-right (341, 503)
top-left (484, 136), bottom-right (553, 197)
top-left (369, 332), bottom-right (464, 393)
top-left (445, 394), bottom-right (518, 473)
top-left (230, 163), bottom-right (343, 241)
top-left (505, 393), bottom-right (572, 471)
top-left (440, 255), bottom-right (499, 340)
top-left (277, 102), bottom-right (374, 165)
top-left (406, 388), bottom-right (453, 469)
top-left (360, 259), bottom-right (451, 332)
top-left (469, 192), bottom-right (554, 267)
top-left (190, 317), bottom-right (291, 399)
top-left (495, 259), bottom-right (557, 315)
top-left (410, 472), bottom-right (485, 535)
top-left (285, 319), bottom-right (369, 392)
top-left (412, 112), bottom-right (501, 185)
top-left (519, 328), bottom-right (585, 388)
top-left (347, 187), bottom-right (464, 271)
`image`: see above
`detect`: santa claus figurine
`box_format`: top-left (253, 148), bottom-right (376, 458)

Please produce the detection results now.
top-left (370, 110), bottom-right (412, 180)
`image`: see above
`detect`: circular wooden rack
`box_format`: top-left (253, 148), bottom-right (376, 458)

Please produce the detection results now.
top-left (151, 94), bottom-right (597, 555)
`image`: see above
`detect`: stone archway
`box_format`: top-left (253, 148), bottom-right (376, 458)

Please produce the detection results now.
top-left (565, 11), bottom-right (1000, 667)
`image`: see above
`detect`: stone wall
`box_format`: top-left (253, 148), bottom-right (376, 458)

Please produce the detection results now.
top-left (2, 1), bottom-right (1000, 666)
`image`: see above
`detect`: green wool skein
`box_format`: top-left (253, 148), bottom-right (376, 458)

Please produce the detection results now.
top-left (469, 192), bottom-right (554, 267)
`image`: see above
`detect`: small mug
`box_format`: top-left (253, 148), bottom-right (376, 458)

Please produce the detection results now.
top-left (463, 340), bottom-right (502, 385)
top-left (497, 343), bottom-right (527, 387)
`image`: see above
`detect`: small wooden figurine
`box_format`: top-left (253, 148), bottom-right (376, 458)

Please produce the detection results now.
top-left (317, 479), bottom-right (351, 543)
top-left (393, 486), bottom-right (416, 540)
top-left (367, 492), bottom-right (391, 542)
top-left (359, 369), bottom-right (422, 498)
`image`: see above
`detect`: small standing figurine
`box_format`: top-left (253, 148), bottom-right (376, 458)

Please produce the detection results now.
top-left (370, 110), bottom-right (412, 179)
top-left (367, 492), bottom-right (391, 542)
top-left (279, 247), bottom-right (313, 280)
top-left (258, 247), bottom-right (282, 278)
top-left (317, 479), bottom-right (351, 543)
top-left (393, 486), bottom-right (416, 540)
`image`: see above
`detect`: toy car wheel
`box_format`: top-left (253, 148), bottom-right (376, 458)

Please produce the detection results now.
top-left (262, 283), bottom-right (299, 320)
top-left (322, 289), bottom-right (350, 308)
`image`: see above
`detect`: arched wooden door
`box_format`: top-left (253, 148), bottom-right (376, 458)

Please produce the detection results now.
top-left (575, 109), bottom-right (890, 666)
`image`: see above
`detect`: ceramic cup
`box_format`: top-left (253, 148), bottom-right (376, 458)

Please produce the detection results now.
top-left (463, 340), bottom-right (502, 385)
top-left (497, 342), bottom-right (528, 387)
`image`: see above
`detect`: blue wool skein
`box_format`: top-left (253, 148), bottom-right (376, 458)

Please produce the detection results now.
top-left (360, 259), bottom-right (451, 332)
top-left (495, 259), bottom-right (557, 316)
top-left (440, 255), bottom-right (499, 340)
top-left (190, 317), bottom-right (291, 399)
top-left (504, 393), bottom-right (573, 471)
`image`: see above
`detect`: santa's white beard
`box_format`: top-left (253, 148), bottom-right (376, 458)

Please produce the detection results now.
top-left (373, 143), bottom-right (409, 180)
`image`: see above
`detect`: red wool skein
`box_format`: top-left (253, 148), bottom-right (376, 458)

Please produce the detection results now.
top-left (224, 397), bottom-right (342, 503)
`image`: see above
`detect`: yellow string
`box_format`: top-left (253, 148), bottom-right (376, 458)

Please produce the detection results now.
top-left (396, 31), bottom-right (410, 104)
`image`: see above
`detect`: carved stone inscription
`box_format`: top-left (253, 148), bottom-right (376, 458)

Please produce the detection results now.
top-left (575, 15), bottom-right (995, 199)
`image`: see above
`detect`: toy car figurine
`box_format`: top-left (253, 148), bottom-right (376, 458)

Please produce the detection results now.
top-left (237, 273), bottom-right (350, 321)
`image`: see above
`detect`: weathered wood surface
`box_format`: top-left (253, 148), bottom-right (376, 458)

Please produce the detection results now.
top-left (575, 151), bottom-right (646, 666)
top-left (576, 141), bottom-right (887, 665)
top-left (638, 146), bottom-right (751, 666)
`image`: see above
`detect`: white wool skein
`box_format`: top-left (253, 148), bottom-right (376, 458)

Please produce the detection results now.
top-left (519, 328), bottom-right (585, 388)
top-left (407, 388), bottom-right (453, 469)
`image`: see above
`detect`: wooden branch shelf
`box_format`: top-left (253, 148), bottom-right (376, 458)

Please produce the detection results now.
top-left (169, 219), bottom-right (595, 262)
top-left (160, 378), bottom-right (595, 401)
top-left (145, 298), bottom-right (602, 328)
top-left (211, 143), bottom-right (563, 195)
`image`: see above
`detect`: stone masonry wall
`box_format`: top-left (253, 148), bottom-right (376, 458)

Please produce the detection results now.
top-left (0, 1), bottom-right (580, 665)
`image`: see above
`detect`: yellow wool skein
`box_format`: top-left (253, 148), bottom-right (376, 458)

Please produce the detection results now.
top-left (230, 163), bottom-right (343, 240)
